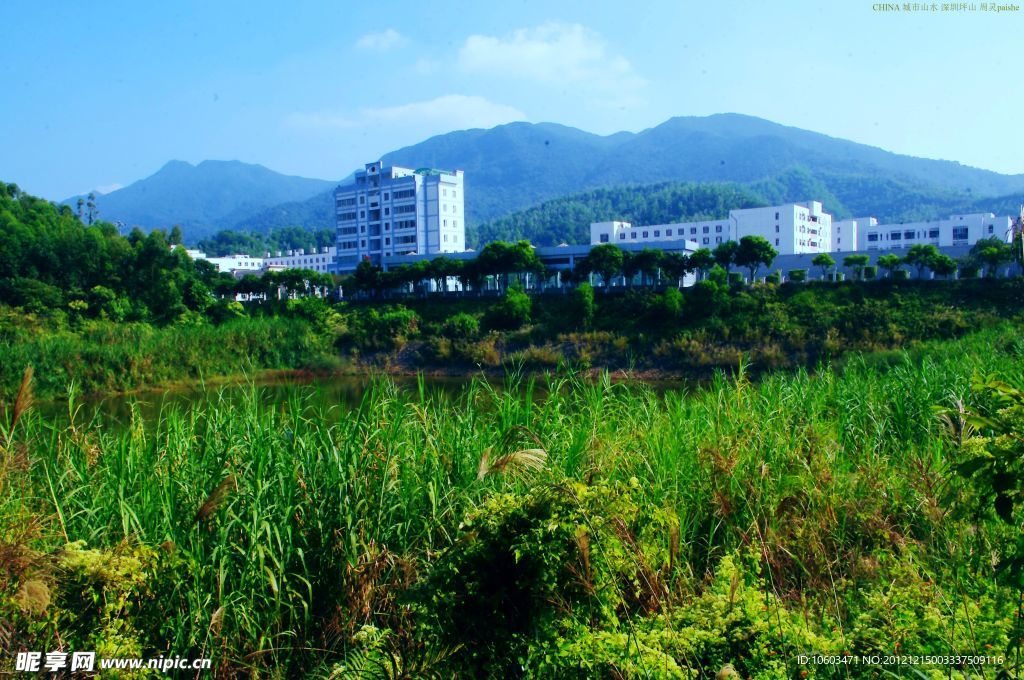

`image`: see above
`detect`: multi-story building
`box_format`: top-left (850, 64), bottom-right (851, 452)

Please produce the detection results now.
top-left (831, 217), bottom-right (875, 254)
top-left (334, 161), bottom-right (465, 273)
top-left (857, 212), bottom-right (1014, 251)
top-left (590, 201), bottom-right (833, 255)
top-left (264, 247), bottom-right (336, 273)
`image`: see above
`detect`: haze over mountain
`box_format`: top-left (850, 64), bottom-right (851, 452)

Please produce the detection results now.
top-left (70, 114), bottom-right (1024, 244)
top-left (63, 160), bottom-right (335, 239)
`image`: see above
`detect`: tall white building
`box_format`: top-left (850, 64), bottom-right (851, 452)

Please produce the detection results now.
top-left (334, 161), bottom-right (465, 273)
top-left (857, 212), bottom-right (1013, 251)
top-left (590, 200), bottom-right (833, 255)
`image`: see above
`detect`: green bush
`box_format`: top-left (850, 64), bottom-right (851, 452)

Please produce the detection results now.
top-left (727, 271), bottom-right (744, 286)
top-left (483, 287), bottom-right (532, 331)
top-left (442, 312), bottom-right (480, 340)
top-left (765, 272), bottom-right (781, 284)
top-left (893, 269), bottom-right (910, 281)
top-left (788, 269), bottom-right (807, 282)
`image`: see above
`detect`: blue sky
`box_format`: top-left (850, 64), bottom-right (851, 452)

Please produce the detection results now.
top-left (1, 0), bottom-right (1022, 200)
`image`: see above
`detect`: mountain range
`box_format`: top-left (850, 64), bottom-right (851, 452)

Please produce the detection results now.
top-left (64, 114), bottom-right (1024, 244)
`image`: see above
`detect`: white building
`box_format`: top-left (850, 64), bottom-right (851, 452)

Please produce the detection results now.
top-left (590, 201), bottom-right (833, 255)
top-left (264, 247), bottom-right (336, 273)
top-left (831, 217), bottom-right (875, 254)
top-left (202, 253), bottom-right (264, 274)
top-left (334, 161), bottom-right (465, 273)
top-left (857, 212), bottom-right (1014, 251)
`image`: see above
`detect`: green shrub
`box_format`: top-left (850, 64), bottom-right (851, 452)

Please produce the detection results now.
top-left (727, 272), bottom-right (745, 286)
top-left (442, 312), bottom-right (480, 339)
top-left (765, 272), bottom-right (781, 284)
top-left (863, 265), bottom-right (878, 280)
top-left (893, 269), bottom-right (910, 281)
top-left (788, 269), bottom-right (807, 282)
top-left (483, 287), bottom-right (532, 331)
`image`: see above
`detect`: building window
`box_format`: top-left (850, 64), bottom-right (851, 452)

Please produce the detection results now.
top-left (702, 237), bottom-right (709, 245)
top-left (384, 207), bottom-right (390, 216)
top-left (890, 231), bottom-right (902, 241)
top-left (775, 225), bottom-right (779, 233)
top-left (600, 234), bottom-right (609, 243)
top-left (383, 193), bottom-right (389, 200)
top-left (442, 188), bottom-right (447, 197)
top-left (988, 224), bottom-right (994, 234)
top-left (953, 226), bottom-right (969, 241)
top-left (359, 196), bottom-right (365, 204)
top-left (775, 212), bottom-right (779, 220)
top-left (715, 236), bottom-right (722, 244)
top-left (359, 210), bottom-right (365, 218)
top-left (619, 233), bottom-right (625, 240)
top-left (775, 238), bottom-right (779, 246)
top-left (702, 226), bottom-right (709, 234)
top-left (642, 231), bottom-right (649, 238)
top-left (654, 230), bottom-right (660, 237)
top-left (715, 225), bottom-right (722, 233)
top-left (929, 228), bottom-right (940, 238)
top-left (867, 233), bottom-right (878, 242)
top-left (452, 190), bottom-right (457, 198)
top-left (690, 227), bottom-right (697, 235)
top-left (453, 220), bottom-right (458, 228)
top-left (444, 234), bottom-right (448, 242)
top-left (665, 229), bottom-right (672, 236)
top-left (443, 219), bottom-right (448, 227)
top-left (631, 233), bottom-right (637, 239)
top-left (904, 230), bottom-right (915, 240)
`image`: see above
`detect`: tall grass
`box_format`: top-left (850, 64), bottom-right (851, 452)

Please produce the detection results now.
top-left (3, 325), bottom-right (1023, 676)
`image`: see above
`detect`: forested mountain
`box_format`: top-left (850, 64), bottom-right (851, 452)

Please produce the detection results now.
top-left (62, 114), bottom-right (1024, 244)
top-left (223, 114), bottom-right (1024, 241)
top-left (63, 160), bottom-right (335, 240)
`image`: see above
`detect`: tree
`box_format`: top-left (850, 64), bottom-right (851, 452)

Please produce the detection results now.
top-left (689, 248), bottom-right (714, 281)
top-left (581, 244), bottom-right (624, 288)
top-left (660, 252), bottom-right (690, 288)
top-left (812, 253), bottom-right (835, 280)
top-left (352, 258), bottom-right (382, 296)
top-left (85, 192), bottom-right (98, 225)
top-left (169, 225), bottom-right (184, 246)
top-left (733, 236), bottom-right (777, 281)
top-left (930, 253), bottom-right (958, 279)
top-left (970, 237), bottom-right (1013, 278)
top-left (876, 254), bottom-right (903, 279)
top-left (713, 240), bottom-right (738, 272)
top-left (631, 248), bottom-right (663, 286)
top-left (569, 282), bottom-right (595, 330)
top-left (904, 244), bottom-right (940, 279)
top-left (842, 254), bottom-right (870, 281)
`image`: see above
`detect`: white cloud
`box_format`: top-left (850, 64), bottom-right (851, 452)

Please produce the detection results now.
top-left (355, 29), bottom-right (408, 51)
top-left (285, 95), bottom-right (527, 133)
top-left (457, 23), bottom-right (644, 95)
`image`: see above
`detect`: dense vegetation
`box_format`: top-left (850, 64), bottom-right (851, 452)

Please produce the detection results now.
top-left (3, 328), bottom-right (1023, 677)
top-left (196, 226), bottom-right (335, 258)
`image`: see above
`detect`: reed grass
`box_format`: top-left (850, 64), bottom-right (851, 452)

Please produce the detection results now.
top-left (2, 325), bottom-right (1023, 676)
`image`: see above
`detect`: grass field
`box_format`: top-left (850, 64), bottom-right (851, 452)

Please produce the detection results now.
top-left (2, 325), bottom-right (1023, 677)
